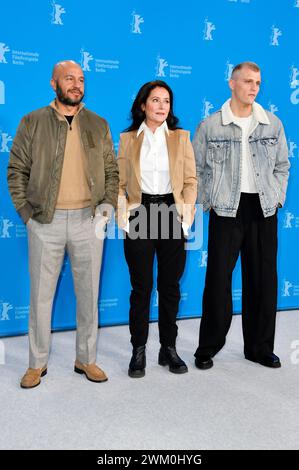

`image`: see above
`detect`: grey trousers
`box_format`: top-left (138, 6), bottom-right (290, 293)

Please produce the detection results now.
top-left (27, 208), bottom-right (104, 368)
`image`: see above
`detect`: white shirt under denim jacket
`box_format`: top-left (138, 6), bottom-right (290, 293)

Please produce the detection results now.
top-left (192, 99), bottom-right (290, 218)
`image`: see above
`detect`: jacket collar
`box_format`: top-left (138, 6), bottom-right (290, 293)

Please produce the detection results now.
top-left (221, 99), bottom-right (270, 126)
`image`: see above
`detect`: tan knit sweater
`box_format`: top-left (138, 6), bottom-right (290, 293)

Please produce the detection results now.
top-left (50, 101), bottom-right (91, 209)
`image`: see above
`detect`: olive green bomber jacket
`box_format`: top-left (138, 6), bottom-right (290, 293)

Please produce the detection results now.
top-left (7, 105), bottom-right (119, 223)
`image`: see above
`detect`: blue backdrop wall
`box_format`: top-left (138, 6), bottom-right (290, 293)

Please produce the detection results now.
top-left (0, 0), bottom-right (298, 336)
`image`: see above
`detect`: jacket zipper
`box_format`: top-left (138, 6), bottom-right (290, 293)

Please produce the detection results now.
top-left (78, 119), bottom-right (96, 216)
top-left (45, 124), bottom-right (62, 216)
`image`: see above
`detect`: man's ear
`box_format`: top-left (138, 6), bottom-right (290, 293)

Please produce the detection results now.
top-left (50, 78), bottom-right (57, 92)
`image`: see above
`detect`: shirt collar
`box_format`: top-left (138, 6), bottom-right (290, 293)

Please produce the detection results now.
top-left (136, 120), bottom-right (169, 137)
top-left (221, 98), bottom-right (270, 126)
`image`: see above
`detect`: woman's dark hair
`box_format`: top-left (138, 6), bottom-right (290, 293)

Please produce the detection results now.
top-left (124, 80), bottom-right (179, 132)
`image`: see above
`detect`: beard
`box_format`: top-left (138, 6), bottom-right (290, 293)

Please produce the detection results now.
top-left (56, 82), bottom-right (84, 106)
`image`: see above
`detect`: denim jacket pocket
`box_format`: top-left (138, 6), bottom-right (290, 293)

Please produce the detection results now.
top-left (208, 140), bottom-right (230, 163)
top-left (260, 137), bottom-right (278, 160)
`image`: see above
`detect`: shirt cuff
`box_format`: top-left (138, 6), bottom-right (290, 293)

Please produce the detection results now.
top-left (123, 212), bottom-right (130, 233)
top-left (182, 222), bottom-right (190, 237)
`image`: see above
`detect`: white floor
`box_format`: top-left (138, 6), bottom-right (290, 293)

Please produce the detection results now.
top-left (0, 310), bottom-right (299, 450)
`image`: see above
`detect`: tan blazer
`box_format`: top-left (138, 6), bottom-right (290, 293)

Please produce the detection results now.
top-left (117, 128), bottom-right (197, 229)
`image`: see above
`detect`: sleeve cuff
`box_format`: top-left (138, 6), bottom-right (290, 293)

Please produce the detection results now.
top-left (18, 202), bottom-right (33, 224)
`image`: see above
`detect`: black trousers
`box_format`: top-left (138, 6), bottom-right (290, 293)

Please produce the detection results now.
top-left (195, 193), bottom-right (278, 359)
top-left (124, 194), bottom-right (186, 348)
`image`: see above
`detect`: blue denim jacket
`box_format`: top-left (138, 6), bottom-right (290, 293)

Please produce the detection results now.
top-left (192, 100), bottom-right (290, 217)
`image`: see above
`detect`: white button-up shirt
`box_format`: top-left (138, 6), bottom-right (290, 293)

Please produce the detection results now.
top-left (137, 120), bottom-right (172, 195)
top-left (124, 121), bottom-right (189, 236)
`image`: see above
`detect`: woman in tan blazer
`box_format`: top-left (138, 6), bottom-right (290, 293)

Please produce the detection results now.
top-left (117, 80), bottom-right (197, 378)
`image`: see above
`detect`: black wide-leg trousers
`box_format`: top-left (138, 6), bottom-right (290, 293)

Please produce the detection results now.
top-left (195, 193), bottom-right (278, 359)
top-left (124, 194), bottom-right (186, 348)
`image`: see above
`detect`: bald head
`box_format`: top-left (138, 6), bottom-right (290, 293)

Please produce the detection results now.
top-left (51, 60), bottom-right (83, 80)
top-left (50, 60), bottom-right (85, 110)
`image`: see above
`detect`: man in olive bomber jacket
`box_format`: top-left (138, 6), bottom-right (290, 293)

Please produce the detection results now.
top-left (7, 60), bottom-right (119, 388)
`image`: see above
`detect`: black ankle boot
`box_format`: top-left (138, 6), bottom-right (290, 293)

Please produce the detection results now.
top-left (128, 345), bottom-right (146, 378)
top-left (158, 346), bottom-right (188, 374)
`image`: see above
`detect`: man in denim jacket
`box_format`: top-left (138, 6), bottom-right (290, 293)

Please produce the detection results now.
top-left (193, 62), bottom-right (290, 370)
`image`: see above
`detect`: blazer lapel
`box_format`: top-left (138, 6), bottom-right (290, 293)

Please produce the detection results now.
top-left (166, 130), bottom-right (177, 181)
top-left (131, 131), bottom-right (144, 187)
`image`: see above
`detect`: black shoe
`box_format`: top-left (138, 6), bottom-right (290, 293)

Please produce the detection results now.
top-left (128, 345), bottom-right (146, 378)
top-left (158, 346), bottom-right (188, 374)
top-left (245, 353), bottom-right (281, 368)
top-left (195, 355), bottom-right (213, 370)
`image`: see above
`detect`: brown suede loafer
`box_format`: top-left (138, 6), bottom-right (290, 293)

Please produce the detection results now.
top-left (74, 360), bottom-right (108, 383)
top-left (20, 366), bottom-right (47, 389)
